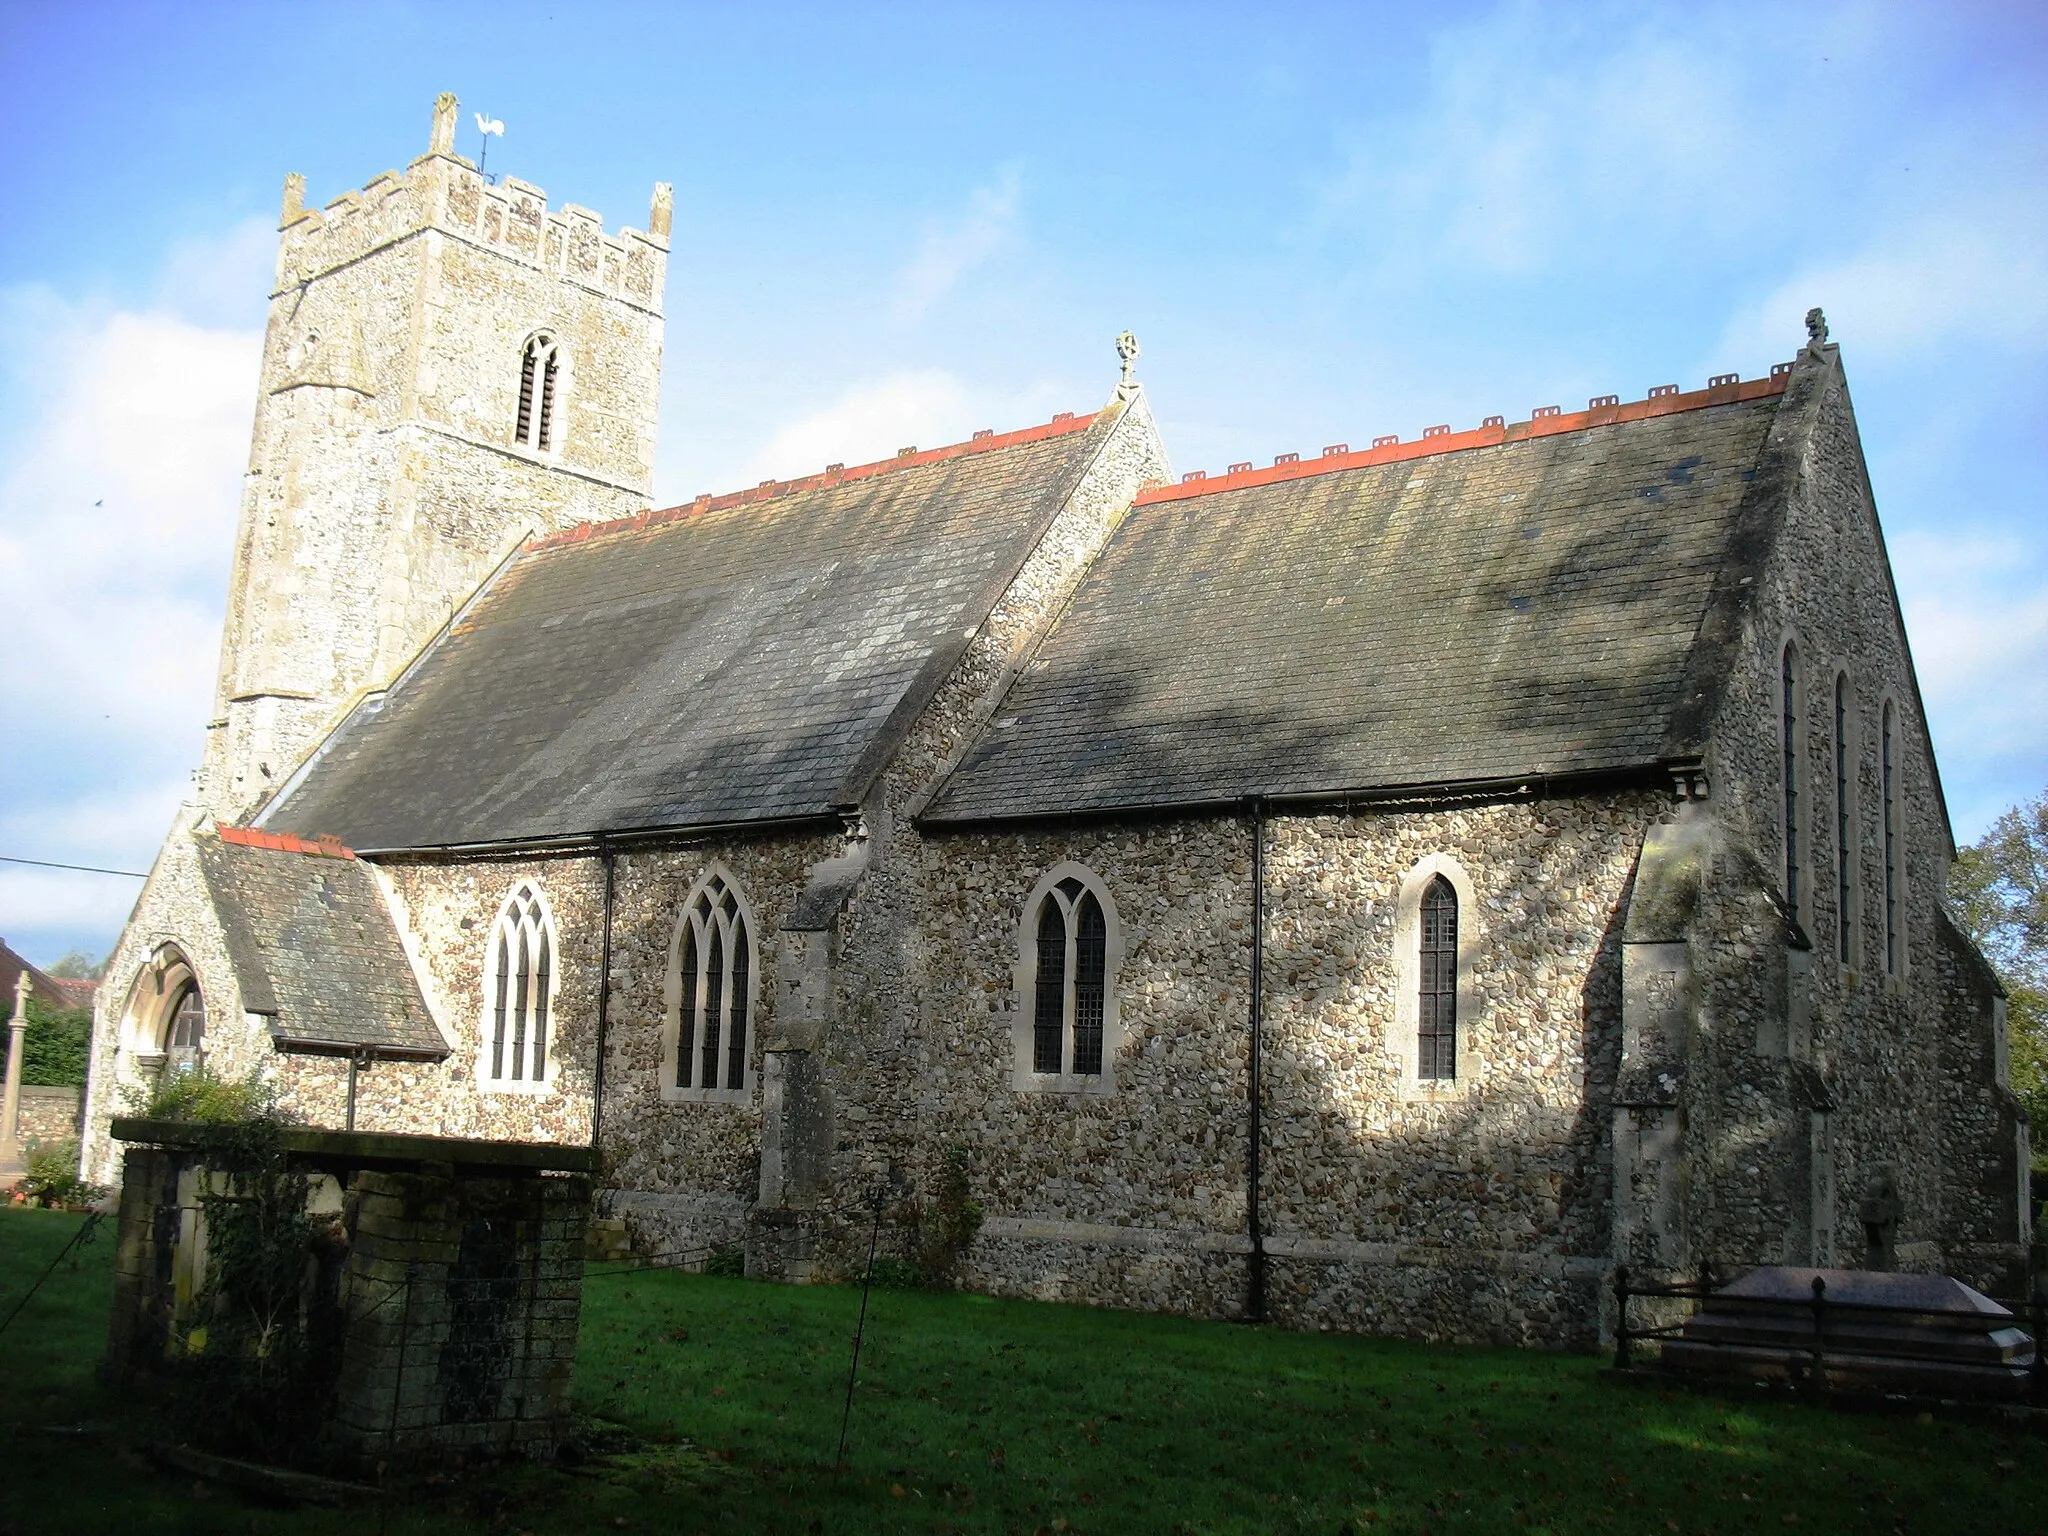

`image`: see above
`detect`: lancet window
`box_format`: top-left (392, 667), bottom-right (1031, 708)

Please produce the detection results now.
top-left (1881, 701), bottom-right (1901, 975)
top-left (1834, 672), bottom-right (1856, 965)
top-left (1782, 641), bottom-right (1803, 913)
top-left (483, 883), bottom-right (555, 1086)
top-left (1418, 875), bottom-right (1459, 1081)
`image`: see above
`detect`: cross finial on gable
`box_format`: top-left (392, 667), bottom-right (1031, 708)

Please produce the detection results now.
top-left (1805, 307), bottom-right (1829, 347)
top-left (1116, 330), bottom-right (1140, 386)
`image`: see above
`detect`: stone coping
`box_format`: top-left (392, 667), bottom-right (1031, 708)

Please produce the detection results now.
top-left (109, 1117), bottom-right (597, 1175)
top-left (1714, 1265), bottom-right (2015, 1317)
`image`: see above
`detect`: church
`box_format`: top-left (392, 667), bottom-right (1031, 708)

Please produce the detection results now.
top-left (84, 96), bottom-right (2030, 1345)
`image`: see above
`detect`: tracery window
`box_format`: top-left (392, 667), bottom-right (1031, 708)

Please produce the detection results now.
top-left (1833, 673), bottom-right (1856, 965)
top-left (164, 979), bottom-right (207, 1053)
top-left (1781, 641), bottom-right (1802, 913)
top-left (1881, 701), bottom-right (1901, 976)
top-left (514, 333), bottom-right (561, 452)
top-left (1014, 865), bottom-right (1123, 1092)
top-left (664, 869), bottom-right (756, 1099)
top-left (482, 883), bottom-right (555, 1086)
top-left (1418, 875), bottom-right (1458, 1081)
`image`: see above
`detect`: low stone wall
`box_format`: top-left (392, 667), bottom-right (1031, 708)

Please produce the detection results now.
top-left (16, 1085), bottom-right (81, 1147)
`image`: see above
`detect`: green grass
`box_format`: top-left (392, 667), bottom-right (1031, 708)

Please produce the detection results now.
top-left (2, 1206), bottom-right (2042, 1534)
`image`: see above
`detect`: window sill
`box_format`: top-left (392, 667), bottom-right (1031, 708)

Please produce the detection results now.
top-left (477, 1076), bottom-right (556, 1097)
top-left (1013, 1071), bottom-right (1116, 1097)
top-left (660, 1085), bottom-right (755, 1106)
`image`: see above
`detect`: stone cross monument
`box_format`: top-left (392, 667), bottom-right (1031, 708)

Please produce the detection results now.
top-left (0, 970), bottom-right (29, 1179)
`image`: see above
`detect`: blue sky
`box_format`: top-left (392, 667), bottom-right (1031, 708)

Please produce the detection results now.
top-left (1, 0), bottom-right (2043, 965)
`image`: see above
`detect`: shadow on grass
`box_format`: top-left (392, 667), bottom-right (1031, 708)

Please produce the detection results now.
top-left (3, 1209), bottom-right (2042, 1535)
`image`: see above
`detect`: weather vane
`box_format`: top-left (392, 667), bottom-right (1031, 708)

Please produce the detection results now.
top-left (475, 112), bottom-right (505, 182)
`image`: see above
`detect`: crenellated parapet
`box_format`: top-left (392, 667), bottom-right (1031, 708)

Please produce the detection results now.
top-left (274, 99), bottom-right (669, 316)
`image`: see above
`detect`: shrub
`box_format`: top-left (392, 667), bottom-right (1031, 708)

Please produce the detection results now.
top-left (17, 1139), bottom-right (107, 1210)
top-left (0, 997), bottom-right (93, 1088)
top-left (127, 1063), bottom-right (280, 1125)
top-left (915, 1145), bottom-right (984, 1284)
top-left (177, 1115), bottom-right (341, 1463)
top-left (863, 1255), bottom-right (927, 1291)
top-left (704, 1243), bottom-right (746, 1277)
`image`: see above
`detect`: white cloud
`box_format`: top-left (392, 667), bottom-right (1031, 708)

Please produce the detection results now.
top-left (0, 222), bottom-right (264, 958)
top-left (0, 304), bottom-right (258, 737)
top-left (1715, 185), bottom-right (2048, 365)
top-left (1313, 6), bottom-right (1789, 277)
top-left (894, 166), bottom-right (1022, 318)
top-left (1889, 529), bottom-right (2048, 837)
top-left (743, 370), bottom-right (977, 483)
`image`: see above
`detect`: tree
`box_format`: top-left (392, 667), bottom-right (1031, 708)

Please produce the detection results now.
top-left (45, 949), bottom-right (108, 981)
top-left (1949, 791), bottom-right (2048, 1153)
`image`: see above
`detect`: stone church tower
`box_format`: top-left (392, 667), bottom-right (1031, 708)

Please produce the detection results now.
top-left (200, 93), bottom-right (670, 818)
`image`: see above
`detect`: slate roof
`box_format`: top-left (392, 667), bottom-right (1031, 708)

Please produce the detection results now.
top-left (924, 378), bottom-right (1790, 823)
top-left (265, 410), bottom-right (1121, 850)
top-left (196, 827), bottom-right (446, 1057)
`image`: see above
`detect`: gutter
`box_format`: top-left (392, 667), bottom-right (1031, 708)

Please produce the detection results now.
top-left (920, 763), bottom-right (1674, 835)
top-left (351, 811), bottom-right (843, 863)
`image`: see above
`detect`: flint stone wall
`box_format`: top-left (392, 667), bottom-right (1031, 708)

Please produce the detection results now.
top-left (906, 792), bottom-right (1660, 1346)
top-left (14, 1086), bottom-right (83, 1148)
top-left (1692, 346), bottom-right (2029, 1290)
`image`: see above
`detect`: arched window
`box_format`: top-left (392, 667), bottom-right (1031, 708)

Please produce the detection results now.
top-left (663, 869), bottom-right (757, 1100)
top-left (120, 945), bottom-right (206, 1075)
top-left (164, 979), bottom-right (207, 1053)
top-left (1881, 700), bottom-right (1901, 975)
top-left (1393, 854), bottom-right (1477, 1089)
top-left (1781, 640), bottom-right (1802, 914)
top-left (482, 883), bottom-right (555, 1087)
top-left (1833, 672), bottom-right (1856, 965)
top-left (514, 333), bottom-right (561, 452)
top-left (1418, 876), bottom-right (1458, 1081)
top-left (1013, 864), bottom-right (1124, 1093)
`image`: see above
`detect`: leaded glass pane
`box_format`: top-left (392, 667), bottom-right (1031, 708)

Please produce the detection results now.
top-left (1073, 894), bottom-right (1106, 1075)
top-left (1034, 898), bottom-right (1066, 1073)
top-left (728, 914), bottom-right (750, 1090)
top-left (1419, 876), bottom-right (1458, 1080)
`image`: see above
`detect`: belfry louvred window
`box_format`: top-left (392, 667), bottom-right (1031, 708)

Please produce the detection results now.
top-left (515, 333), bottom-right (560, 452)
top-left (676, 874), bottom-right (752, 1092)
top-left (486, 884), bottom-right (554, 1084)
top-left (1032, 876), bottom-right (1109, 1077)
top-left (1418, 875), bottom-right (1458, 1080)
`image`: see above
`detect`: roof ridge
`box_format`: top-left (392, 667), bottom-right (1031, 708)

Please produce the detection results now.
top-left (532, 404), bottom-right (1113, 552)
top-left (1138, 367), bottom-right (1794, 507)
top-left (216, 823), bottom-right (357, 861)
